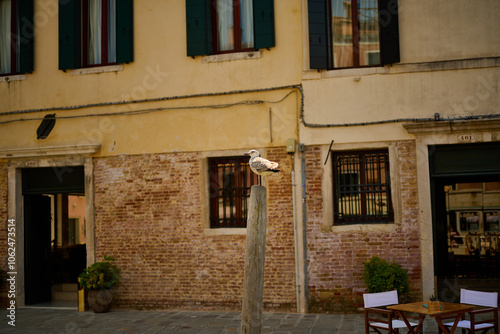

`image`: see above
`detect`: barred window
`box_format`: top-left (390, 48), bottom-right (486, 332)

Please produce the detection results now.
top-left (332, 149), bottom-right (393, 224)
top-left (209, 157), bottom-right (258, 228)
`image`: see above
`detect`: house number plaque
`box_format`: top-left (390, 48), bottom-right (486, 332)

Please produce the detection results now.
top-left (24, 161), bottom-right (38, 167)
top-left (457, 134), bottom-right (475, 142)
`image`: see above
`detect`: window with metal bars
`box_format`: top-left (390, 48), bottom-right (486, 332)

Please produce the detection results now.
top-left (209, 156), bottom-right (258, 228)
top-left (332, 149), bottom-right (393, 224)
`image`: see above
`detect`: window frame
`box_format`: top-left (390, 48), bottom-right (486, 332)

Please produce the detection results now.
top-left (210, 0), bottom-right (255, 55)
top-left (186, 0), bottom-right (275, 57)
top-left (0, 0), bottom-right (33, 76)
top-left (208, 156), bottom-right (258, 228)
top-left (58, 0), bottom-right (133, 71)
top-left (308, 0), bottom-right (399, 70)
top-left (332, 149), bottom-right (394, 225)
top-left (81, 0), bottom-right (114, 68)
top-left (327, 0), bottom-right (381, 69)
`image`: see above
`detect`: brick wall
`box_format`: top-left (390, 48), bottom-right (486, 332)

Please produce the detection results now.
top-left (306, 142), bottom-right (422, 313)
top-left (93, 148), bottom-right (296, 311)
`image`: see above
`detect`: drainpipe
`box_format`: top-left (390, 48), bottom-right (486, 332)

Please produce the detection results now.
top-left (292, 168), bottom-right (300, 312)
top-left (300, 144), bottom-right (308, 312)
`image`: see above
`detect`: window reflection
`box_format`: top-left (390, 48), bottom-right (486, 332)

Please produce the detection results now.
top-left (446, 182), bottom-right (500, 255)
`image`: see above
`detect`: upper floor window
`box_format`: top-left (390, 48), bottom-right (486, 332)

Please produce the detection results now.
top-left (0, 0), bottom-right (33, 76)
top-left (186, 0), bottom-right (274, 57)
top-left (208, 156), bottom-right (258, 228)
top-left (332, 149), bottom-right (394, 225)
top-left (308, 0), bottom-right (399, 70)
top-left (213, 0), bottom-right (254, 53)
top-left (82, 0), bottom-right (116, 66)
top-left (58, 0), bottom-right (133, 71)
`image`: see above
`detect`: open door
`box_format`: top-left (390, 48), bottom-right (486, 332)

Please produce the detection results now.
top-left (24, 195), bottom-right (52, 305)
top-left (429, 143), bottom-right (500, 302)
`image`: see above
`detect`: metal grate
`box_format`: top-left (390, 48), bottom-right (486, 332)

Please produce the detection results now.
top-left (209, 157), bottom-right (258, 228)
top-left (333, 150), bottom-right (393, 224)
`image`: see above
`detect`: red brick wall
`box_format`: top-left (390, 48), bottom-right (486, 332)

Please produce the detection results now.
top-left (93, 148), bottom-right (296, 311)
top-left (306, 142), bottom-right (422, 313)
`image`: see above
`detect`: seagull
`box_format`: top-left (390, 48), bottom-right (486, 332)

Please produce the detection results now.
top-left (244, 150), bottom-right (280, 178)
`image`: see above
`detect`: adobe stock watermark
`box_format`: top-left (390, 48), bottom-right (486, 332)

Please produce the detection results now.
top-left (119, 65), bottom-right (170, 104)
top-left (76, 64), bottom-right (169, 150)
top-left (6, 218), bottom-right (17, 327)
top-left (13, 0), bottom-right (72, 48)
top-left (237, 104), bottom-right (297, 149)
top-left (448, 73), bottom-right (499, 115)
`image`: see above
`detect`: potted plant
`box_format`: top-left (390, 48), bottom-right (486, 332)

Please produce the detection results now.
top-left (79, 256), bottom-right (121, 313)
top-left (363, 256), bottom-right (410, 301)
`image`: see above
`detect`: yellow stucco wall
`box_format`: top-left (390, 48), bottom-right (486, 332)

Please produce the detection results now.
top-left (0, 0), bottom-right (303, 158)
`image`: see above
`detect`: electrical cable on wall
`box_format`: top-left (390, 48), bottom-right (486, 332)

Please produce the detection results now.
top-left (1, 84), bottom-right (499, 127)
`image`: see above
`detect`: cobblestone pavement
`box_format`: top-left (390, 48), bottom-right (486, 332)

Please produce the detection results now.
top-left (0, 307), bottom-right (469, 333)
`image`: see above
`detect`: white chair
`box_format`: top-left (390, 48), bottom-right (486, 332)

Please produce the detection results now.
top-left (364, 290), bottom-right (418, 334)
top-left (441, 288), bottom-right (498, 334)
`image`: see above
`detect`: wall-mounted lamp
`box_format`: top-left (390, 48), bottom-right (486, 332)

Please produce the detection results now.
top-left (37, 114), bottom-right (56, 139)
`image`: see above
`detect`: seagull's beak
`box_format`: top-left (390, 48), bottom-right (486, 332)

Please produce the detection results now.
top-left (244, 152), bottom-right (250, 156)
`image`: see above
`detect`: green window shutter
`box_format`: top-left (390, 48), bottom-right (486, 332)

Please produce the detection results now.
top-left (253, 0), bottom-right (275, 50)
top-left (58, 0), bottom-right (81, 70)
top-left (116, 0), bottom-right (134, 64)
top-left (186, 0), bottom-right (211, 57)
top-left (379, 0), bottom-right (400, 65)
top-left (18, 0), bottom-right (34, 73)
top-left (308, 0), bottom-right (329, 69)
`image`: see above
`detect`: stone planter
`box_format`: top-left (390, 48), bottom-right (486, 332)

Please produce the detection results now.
top-left (87, 289), bottom-right (114, 313)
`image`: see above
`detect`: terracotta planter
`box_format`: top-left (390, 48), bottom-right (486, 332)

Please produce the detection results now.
top-left (87, 289), bottom-right (114, 313)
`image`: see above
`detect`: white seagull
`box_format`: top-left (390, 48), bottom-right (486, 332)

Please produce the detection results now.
top-left (244, 150), bottom-right (280, 176)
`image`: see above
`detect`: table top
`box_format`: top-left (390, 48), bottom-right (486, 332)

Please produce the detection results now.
top-left (387, 301), bottom-right (475, 316)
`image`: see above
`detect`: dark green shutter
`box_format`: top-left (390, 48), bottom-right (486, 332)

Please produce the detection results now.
top-left (58, 0), bottom-right (81, 70)
top-left (253, 0), bottom-right (275, 50)
top-left (379, 0), bottom-right (400, 65)
top-left (18, 0), bottom-right (34, 73)
top-left (308, 0), bottom-right (329, 69)
top-left (186, 0), bottom-right (211, 57)
top-left (116, 0), bottom-right (134, 64)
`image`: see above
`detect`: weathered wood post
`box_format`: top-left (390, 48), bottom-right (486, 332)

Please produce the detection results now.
top-left (241, 185), bottom-right (267, 334)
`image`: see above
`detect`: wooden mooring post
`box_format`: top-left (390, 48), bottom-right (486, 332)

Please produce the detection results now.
top-left (241, 185), bottom-right (267, 334)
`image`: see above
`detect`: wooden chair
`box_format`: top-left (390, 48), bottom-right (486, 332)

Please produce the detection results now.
top-left (364, 290), bottom-right (418, 333)
top-left (441, 288), bottom-right (498, 334)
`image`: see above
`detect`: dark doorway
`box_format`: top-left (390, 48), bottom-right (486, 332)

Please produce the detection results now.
top-left (430, 143), bottom-right (500, 302)
top-left (24, 195), bottom-right (52, 305)
top-left (22, 166), bottom-right (86, 306)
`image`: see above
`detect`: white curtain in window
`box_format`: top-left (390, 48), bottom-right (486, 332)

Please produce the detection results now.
top-left (240, 0), bottom-right (253, 49)
top-left (217, 0), bottom-right (233, 51)
top-left (107, 0), bottom-right (116, 63)
top-left (88, 0), bottom-right (102, 65)
top-left (0, 0), bottom-right (11, 74)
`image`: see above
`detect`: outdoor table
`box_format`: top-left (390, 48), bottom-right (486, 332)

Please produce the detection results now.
top-left (387, 301), bottom-right (475, 334)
